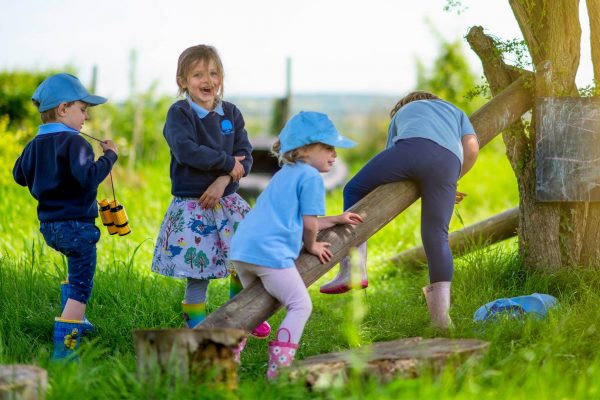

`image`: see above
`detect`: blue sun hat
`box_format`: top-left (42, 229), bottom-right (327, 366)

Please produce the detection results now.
top-left (32, 73), bottom-right (107, 112)
top-left (473, 293), bottom-right (558, 322)
top-left (279, 111), bottom-right (356, 153)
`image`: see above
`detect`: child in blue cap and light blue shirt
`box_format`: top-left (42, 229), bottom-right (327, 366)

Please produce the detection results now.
top-left (230, 111), bottom-right (363, 379)
top-left (321, 91), bottom-right (479, 331)
top-left (13, 73), bottom-right (118, 360)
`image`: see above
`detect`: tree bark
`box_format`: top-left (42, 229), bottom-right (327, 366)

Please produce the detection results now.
top-left (132, 328), bottom-right (245, 390)
top-left (588, 0), bottom-right (600, 83)
top-left (503, 0), bottom-right (600, 270)
top-left (200, 77), bottom-right (534, 332)
top-left (581, 0), bottom-right (600, 265)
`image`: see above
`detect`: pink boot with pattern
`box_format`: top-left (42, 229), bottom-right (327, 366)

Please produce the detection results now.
top-left (231, 336), bottom-right (247, 364)
top-left (267, 328), bottom-right (298, 380)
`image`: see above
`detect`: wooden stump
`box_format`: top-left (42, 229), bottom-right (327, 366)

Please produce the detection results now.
top-left (288, 337), bottom-right (489, 388)
top-left (132, 328), bottom-right (246, 390)
top-left (0, 364), bottom-right (47, 400)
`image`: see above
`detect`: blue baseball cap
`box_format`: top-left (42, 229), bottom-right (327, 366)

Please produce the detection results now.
top-left (473, 293), bottom-right (558, 322)
top-left (32, 73), bottom-right (107, 112)
top-left (279, 111), bottom-right (356, 153)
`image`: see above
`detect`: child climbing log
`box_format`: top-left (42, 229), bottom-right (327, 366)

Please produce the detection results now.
top-left (200, 73), bottom-right (534, 333)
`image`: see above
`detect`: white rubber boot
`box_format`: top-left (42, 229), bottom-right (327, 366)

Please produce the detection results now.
top-left (320, 242), bottom-right (368, 294)
top-left (422, 281), bottom-right (452, 330)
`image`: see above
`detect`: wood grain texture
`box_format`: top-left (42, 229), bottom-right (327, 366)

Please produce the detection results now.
top-left (0, 364), bottom-right (47, 400)
top-left (132, 328), bottom-right (246, 389)
top-left (288, 337), bottom-right (489, 386)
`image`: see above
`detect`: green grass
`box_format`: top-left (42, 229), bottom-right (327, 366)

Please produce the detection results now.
top-left (3, 134), bottom-right (599, 399)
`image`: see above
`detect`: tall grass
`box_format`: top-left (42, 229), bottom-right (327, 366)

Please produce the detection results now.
top-left (4, 129), bottom-right (600, 399)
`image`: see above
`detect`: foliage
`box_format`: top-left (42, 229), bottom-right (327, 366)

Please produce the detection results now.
top-left (0, 70), bottom-right (57, 129)
top-left (416, 33), bottom-right (486, 115)
top-left (443, 0), bottom-right (468, 15)
top-left (492, 37), bottom-right (532, 70)
top-left (0, 115), bottom-right (36, 186)
top-left (86, 84), bottom-right (174, 166)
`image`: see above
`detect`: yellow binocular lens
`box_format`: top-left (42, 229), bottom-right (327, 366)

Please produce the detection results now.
top-left (98, 199), bottom-right (131, 236)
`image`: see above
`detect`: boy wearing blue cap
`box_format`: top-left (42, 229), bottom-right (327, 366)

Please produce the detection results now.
top-left (13, 73), bottom-right (118, 360)
top-left (230, 111), bottom-right (363, 379)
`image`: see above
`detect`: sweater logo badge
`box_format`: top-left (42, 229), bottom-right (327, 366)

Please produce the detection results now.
top-left (220, 119), bottom-right (234, 135)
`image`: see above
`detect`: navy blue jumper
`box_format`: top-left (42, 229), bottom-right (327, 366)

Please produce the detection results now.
top-left (164, 100), bottom-right (253, 197)
top-left (13, 127), bottom-right (117, 303)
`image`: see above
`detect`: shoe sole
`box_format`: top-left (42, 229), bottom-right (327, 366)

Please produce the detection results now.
top-left (319, 281), bottom-right (368, 294)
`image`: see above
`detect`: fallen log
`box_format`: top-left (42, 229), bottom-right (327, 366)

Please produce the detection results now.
top-left (388, 207), bottom-right (519, 268)
top-left (200, 73), bottom-right (534, 332)
top-left (0, 364), bottom-right (47, 400)
top-left (132, 328), bottom-right (245, 390)
top-left (288, 337), bottom-right (489, 387)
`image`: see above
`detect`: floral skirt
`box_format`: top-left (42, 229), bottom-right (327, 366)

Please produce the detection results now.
top-left (151, 193), bottom-right (250, 279)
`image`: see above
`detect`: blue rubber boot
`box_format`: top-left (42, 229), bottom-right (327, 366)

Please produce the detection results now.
top-left (60, 281), bottom-right (95, 335)
top-left (52, 318), bottom-right (85, 361)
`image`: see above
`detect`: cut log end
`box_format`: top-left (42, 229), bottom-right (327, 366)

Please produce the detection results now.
top-left (0, 364), bottom-right (48, 400)
top-left (132, 328), bottom-right (246, 390)
top-left (288, 337), bottom-right (489, 388)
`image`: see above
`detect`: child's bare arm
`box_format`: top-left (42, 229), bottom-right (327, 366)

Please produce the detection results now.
top-left (460, 134), bottom-right (479, 178)
top-left (302, 215), bottom-right (332, 264)
top-left (316, 212), bottom-right (363, 231)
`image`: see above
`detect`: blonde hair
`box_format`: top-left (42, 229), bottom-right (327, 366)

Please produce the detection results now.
top-left (389, 91), bottom-right (439, 119)
top-left (176, 45), bottom-right (224, 102)
top-left (271, 139), bottom-right (322, 166)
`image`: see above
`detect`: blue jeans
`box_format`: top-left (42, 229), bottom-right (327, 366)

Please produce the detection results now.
top-left (40, 220), bottom-right (100, 303)
top-left (343, 138), bottom-right (461, 283)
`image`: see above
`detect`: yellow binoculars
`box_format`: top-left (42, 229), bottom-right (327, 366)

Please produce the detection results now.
top-left (98, 199), bottom-right (131, 236)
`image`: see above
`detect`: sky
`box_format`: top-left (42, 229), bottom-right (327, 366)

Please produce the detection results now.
top-left (0, 0), bottom-right (595, 101)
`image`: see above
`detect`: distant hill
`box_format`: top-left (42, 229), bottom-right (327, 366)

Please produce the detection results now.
top-left (229, 93), bottom-right (396, 118)
top-left (228, 93), bottom-right (397, 136)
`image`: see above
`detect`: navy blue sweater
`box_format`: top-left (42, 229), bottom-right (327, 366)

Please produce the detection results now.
top-left (164, 100), bottom-right (253, 197)
top-left (13, 132), bottom-right (118, 222)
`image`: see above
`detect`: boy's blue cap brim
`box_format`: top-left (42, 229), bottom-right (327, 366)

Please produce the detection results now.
top-left (32, 73), bottom-right (107, 112)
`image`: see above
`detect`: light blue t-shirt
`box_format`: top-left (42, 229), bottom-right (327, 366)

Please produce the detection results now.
top-left (385, 99), bottom-right (476, 164)
top-left (230, 162), bottom-right (325, 269)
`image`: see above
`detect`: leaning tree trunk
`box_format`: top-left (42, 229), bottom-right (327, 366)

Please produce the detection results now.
top-left (466, 26), bottom-right (537, 267)
top-left (505, 0), bottom-right (600, 270)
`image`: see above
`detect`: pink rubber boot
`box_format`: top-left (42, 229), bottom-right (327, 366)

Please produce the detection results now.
top-left (231, 336), bottom-right (247, 365)
top-left (251, 321), bottom-right (272, 339)
top-left (320, 242), bottom-right (368, 294)
top-left (267, 328), bottom-right (298, 380)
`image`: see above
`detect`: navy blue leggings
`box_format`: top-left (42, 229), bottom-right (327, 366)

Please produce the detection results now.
top-left (343, 138), bottom-right (461, 283)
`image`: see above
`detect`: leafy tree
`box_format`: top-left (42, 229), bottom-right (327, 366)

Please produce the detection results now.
top-left (0, 70), bottom-right (59, 129)
top-left (415, 31), bottom-right (486, 114)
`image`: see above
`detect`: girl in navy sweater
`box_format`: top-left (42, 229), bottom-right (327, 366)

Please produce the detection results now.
top-left (151, 45), bottom-right (270, 354)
